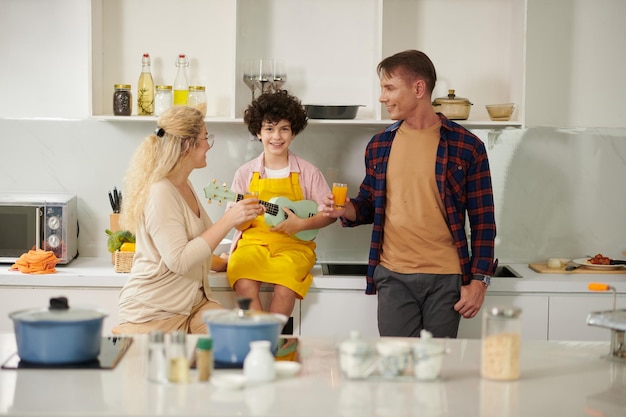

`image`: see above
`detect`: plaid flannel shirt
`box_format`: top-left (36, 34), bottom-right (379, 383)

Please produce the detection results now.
top-left (342, 113), bottom-right (497, 294)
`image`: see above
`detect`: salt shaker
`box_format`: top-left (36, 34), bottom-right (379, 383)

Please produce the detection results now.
top-left (168, 331), bottom-right (190, 383)
top-left (244, 340), bottom-right (276, 384)
top-left (146, 330), bottom-right (167, 383)
top-left (481, 306), bottom-right (522, 381)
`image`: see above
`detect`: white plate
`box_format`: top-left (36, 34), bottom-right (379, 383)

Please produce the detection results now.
top-left (572, 258), bottom-right (625, 270)
top-left (210, 374), bottom-right (246, 390)
top-left (275, 361), bottom-right (302, 377)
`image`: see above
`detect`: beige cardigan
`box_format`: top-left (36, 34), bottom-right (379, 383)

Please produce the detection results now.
top-left (118, 179), bottom-right (214, 323)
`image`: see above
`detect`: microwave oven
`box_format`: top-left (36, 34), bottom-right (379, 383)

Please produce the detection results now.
top-left (0, 193), bottom-right (78, 264)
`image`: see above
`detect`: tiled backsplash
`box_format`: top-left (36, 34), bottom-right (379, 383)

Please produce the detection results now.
top-left (1, 118), bottom-right (625, 264)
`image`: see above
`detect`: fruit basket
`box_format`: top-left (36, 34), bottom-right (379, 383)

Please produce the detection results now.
top-left (114, 250), bottom-right (135, 273)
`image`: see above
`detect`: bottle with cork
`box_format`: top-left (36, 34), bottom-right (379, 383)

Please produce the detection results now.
top-left (137, 53), bottom-right (154, 115)
top-left (173, 54), bottom-right (189, 106)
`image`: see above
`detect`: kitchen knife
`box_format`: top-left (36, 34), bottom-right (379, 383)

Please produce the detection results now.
top-left (564, 262), bottom-right (581, 271)
top-left (609, 259), bottom-right (626, 265)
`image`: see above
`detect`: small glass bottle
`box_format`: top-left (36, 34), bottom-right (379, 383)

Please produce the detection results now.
top-left (113, 84), bottom-right (132, 116)
top-left (196, 337), bottom-right (214, 382)
top-left (481, 306), bottom-right (522, 381)
top-left (154, 85), bottom-right (173, 117)
top-left (137, 53), bottom-right (155, 116)
top-left (187, 85), bottom-right (207, 117)
top-left (168, 331), bottom-right (190, 383)
top-left (243, 340), bottom-right (276, 384)
top-left (146, 330), bottom-right (168, 383)
top-left (173, 54), bottom-right (189, 106)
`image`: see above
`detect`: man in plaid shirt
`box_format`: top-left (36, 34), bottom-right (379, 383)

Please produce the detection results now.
top-left (321, 50), bottom-right (497, 338)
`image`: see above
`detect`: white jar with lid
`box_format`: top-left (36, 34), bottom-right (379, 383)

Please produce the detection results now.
top-left (187, 85), bottom-right (207, 117)
top-left (413, 329), bottom-right (444, 380)
top-left (481, 306), bottom-right (522, 381)
top-left (243, 340), bottom-right (276, 384)
top-left (154, 85), bottom-right (173, 117)
top-left (338, 330), bottom-right (377, 379)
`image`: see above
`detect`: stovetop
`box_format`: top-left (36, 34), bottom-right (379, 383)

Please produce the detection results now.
top-left (1, 336), bottom-right (133, 370)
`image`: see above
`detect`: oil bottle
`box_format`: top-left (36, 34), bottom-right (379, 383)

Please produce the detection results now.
top-left (173, 54), bottom-right (189, 106)
top-left (137, 53), bottom-right (154, 115)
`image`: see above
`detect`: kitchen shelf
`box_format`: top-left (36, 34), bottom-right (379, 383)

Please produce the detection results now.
top-left (92, 115), bottom-right (522, 130)
top-left (91, 0), bottom-right (526, 124)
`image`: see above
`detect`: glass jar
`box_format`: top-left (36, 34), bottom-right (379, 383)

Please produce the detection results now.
top-left (146, 330), bottom-right (167, 383)
top-left (154, 85), bottom-right (173, 117)
top-left (187, 85), bottom-right (207, 117)
top-left (168, 331), bottom-right (190, 383)
top-left (481, 306), bottom-right (522, 381)
top-left (113, 84), bottom-right (132, 116)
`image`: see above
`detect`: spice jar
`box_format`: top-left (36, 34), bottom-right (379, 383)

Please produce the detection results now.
top-left (187, 85), bottom-right (207, 117)
top-left (196, 337), bottom-right (214, 382)
top-left (154, 85), bottom-right (173, 117)
top-left (168, 331), bottom-right (190, 383)
top-left (113, 84), bottom-right (132, 116)
top-left (481, 306), bottom-right (522, 381)
top-left (146, 330), bottom-right (168, 383)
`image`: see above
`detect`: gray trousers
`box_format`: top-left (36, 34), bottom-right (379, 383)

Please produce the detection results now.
top-left (373, 264), bottom-right (462, 338)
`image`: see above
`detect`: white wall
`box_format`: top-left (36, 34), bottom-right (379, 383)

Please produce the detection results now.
top-left (1, 0), bottom-right (626, 264)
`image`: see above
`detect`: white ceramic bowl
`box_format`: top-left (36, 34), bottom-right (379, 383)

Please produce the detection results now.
top-left (275, 361), bottom-right (302, 377)
top-left (210, 374), bottom-right (246, 390)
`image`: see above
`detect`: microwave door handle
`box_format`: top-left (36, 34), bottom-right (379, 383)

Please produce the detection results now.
top-left (36, 207), bottom-right (42, 250)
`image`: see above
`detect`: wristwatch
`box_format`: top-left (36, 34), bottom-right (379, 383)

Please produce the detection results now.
top-left (472, 275), bottom-right (491, 287)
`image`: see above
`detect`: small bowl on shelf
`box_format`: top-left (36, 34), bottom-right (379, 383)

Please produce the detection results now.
top-left (485, 103), bottom-right (515, 121)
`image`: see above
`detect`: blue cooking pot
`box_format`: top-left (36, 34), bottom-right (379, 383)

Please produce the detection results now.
top-left (9, 297), bottom-right (107, 364)
top-left (203, 298), bottom-right (287, 366)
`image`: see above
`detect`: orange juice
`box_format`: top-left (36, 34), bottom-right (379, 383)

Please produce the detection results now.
top-left (244, 191), bottom-right (259, 199)
top-left (332, 183), bottom-right (348, 208)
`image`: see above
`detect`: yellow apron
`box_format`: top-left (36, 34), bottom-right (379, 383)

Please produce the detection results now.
top-left (227, 172), bottom-right (316, 299)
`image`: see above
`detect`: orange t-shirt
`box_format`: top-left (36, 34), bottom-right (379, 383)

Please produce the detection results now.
top-left (379, 121), bottom-right (461, 274)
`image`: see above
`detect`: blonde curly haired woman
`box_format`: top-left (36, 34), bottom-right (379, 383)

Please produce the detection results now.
top-left (112, 106), bottom-right (263, 334)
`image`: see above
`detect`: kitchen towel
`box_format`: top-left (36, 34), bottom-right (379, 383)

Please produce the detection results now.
top-left (9, 249), bottom-right (59, 274)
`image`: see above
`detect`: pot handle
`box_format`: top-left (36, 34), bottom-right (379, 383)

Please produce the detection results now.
top-left (49, 297), bottom-right (69, 311)
top-left (237, 297), bottom-right (252, 317)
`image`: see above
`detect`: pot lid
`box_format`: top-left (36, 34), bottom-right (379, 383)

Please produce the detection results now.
top-left (203, 298), bottom-right (287, 326)
top-left (9, 297), bottom-right (107, 322)
top-left (432, 89), bottom-right (471, 105)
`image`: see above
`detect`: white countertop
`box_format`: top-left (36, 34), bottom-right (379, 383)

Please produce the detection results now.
top-left (0, 333), bottom-right (624, 416)
top-left (1, 257), bottom-right (625, 294)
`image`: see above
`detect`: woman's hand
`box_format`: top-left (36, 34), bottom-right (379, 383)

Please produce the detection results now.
top-left (225, 197), bottom-right (264, 229)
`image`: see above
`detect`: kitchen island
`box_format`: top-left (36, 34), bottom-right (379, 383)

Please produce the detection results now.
top-left (0, 333), bottom-right (624, 416)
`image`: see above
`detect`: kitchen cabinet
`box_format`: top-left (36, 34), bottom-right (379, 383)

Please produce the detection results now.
top-left (548, 294), bottom-right (617, 342)
top-left (300, 290), bottom-right (379, 338)
top-left (89, 0), bottom-right (526, 127)
top-left (457, 294), bottom-right (549, 340)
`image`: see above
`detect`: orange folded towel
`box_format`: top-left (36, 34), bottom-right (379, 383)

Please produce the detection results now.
top-left (9, 249), bottom-right (59, 274)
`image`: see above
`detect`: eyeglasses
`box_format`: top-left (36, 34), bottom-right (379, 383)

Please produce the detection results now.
top-left (205, 133), bottom-right (215, 149)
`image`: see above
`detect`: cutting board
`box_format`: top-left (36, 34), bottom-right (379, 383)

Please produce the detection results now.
top-left (529, 263), bottom-right (626, 274)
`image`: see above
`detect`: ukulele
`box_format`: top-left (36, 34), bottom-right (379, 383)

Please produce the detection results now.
top-left (204, 181), bottom-right (319, 241)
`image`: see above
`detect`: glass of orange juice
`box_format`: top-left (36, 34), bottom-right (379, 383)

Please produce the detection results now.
top-left (332, 183), bottom-right (348, 208)
top-left (244, 191), bottom-right (259, 199)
